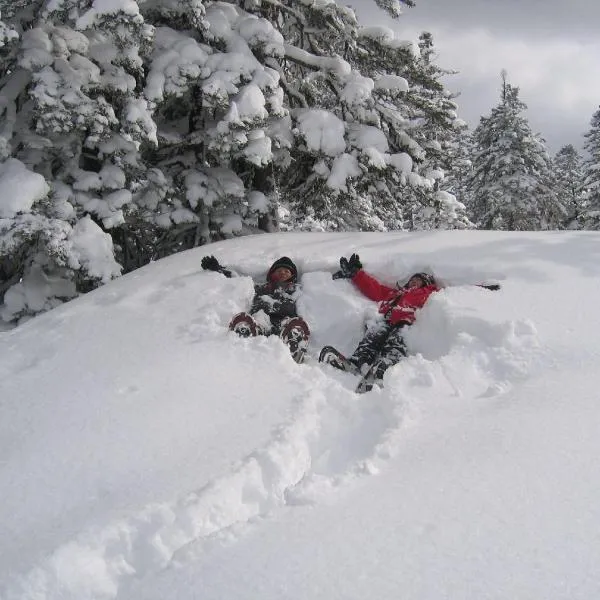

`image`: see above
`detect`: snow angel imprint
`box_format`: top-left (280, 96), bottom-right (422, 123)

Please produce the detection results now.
top-left (201, 255), bottom-right (310, 363)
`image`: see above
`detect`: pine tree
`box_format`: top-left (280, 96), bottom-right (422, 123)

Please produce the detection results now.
top-left (578, 107), bottom-right (600, 230)
top-left (247, 1), bottom-right (458, 231)
top-left (553, 144), bottom-right (584, 227)
top-left (0, 1), bottom-right (136, 321)
top-left (468, 73), bottom-right (566, 230)
top-left (0, 0), bottom-right (290, 320)
top-left (138, 1), bottom-right (290, 255)
top-left (402, 32), bottom-right (472, 230)
top-left (443, 128), bottom-right (475, 214)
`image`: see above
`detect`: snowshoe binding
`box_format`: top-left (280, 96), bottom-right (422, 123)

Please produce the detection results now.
top-left (318, 345), bottom-right (360, 375)
top-left (280, 317), bottom-right (310, 364)
top-left (229, 312), bottom-right (261, 338)
top-left (355, 360), bottom-right (387, 394)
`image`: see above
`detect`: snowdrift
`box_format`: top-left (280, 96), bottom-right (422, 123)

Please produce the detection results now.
top-left (2, 231), bottom-right (600, 600)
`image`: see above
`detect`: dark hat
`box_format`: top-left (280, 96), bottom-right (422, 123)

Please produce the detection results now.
top-left (405, 272), bottom-right (435, 287)
top-left (267, 256), bottom-right (298, 283)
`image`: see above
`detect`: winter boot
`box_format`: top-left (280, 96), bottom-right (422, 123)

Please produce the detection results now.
top-left (279, 317), bottom-right (310, 364)
top-left (355, 360), bottom-right (389, 394)
top-left (318, 346), bottom-right (361, 375)
top-left (229, 312), bottom-right (262, 338)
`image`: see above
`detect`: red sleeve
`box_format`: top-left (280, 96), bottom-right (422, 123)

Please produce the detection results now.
top-left (351, 270), bottom-right (396, 302)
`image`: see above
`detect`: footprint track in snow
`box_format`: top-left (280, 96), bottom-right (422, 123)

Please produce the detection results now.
top-left (3, 369), bottom-right (408, 600)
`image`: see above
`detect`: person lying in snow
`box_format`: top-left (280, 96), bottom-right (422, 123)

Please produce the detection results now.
top-left (201, 255), bottom-right (310, 363)
top-left (319, 253), bottom-right (440, 392)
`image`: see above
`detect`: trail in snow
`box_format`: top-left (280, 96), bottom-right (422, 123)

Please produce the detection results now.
top-left (3, 267), bottom-right (539, 600)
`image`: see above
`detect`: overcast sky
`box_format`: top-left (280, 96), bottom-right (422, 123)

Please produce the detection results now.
top-left (352, 0), bottom-right (600, 153)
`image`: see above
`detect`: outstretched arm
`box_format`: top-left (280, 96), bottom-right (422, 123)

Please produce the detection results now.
top-left (478, 283), bottom-right (501, 291)
top-left (201, 255), bottom-right (234, 278)
top-left (352, 270), bottom-right (396, 302)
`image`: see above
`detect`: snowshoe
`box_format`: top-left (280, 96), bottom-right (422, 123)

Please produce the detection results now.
top-left (229, 312), bottom-right (261, 338)
top-left (355, 360), bottom-right (387, 394)
top-left (318, 345), bottom-right (360, 375)
top-left (280, 317), bottom-right (310, 364)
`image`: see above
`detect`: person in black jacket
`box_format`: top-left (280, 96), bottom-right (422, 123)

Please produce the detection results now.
top-left (201, 255), bottom-right (310, 363)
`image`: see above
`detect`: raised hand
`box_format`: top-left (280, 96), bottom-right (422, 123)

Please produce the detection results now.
top-left (201, 255), bottom-right (222, 272)
top-left (332, 253), bottom-right (362, 279)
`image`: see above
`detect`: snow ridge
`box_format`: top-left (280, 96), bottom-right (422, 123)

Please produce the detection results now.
top-left (4, 371), bottom-right (407, 600)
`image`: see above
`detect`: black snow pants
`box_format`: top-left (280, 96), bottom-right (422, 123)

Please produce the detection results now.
top-left (349, 319), bottom-right (408, 378)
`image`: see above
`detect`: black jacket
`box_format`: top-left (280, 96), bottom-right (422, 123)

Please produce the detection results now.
top-left (249, 281), bottom-right (299, 324)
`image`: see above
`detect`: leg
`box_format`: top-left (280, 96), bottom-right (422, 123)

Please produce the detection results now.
top-left (371, 323), bottom-right (408, 380)
top-left (355, 324), bottom-right (408, 393)
top-left (349, 320), bottom-right (393, 371)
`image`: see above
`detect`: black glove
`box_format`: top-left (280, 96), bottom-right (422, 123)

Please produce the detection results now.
top-left (201, 255), bottom-right (221, 271)
top-left (332, 253), bottom-right (362, 279)
top-left (201, 255), bottom-right (232, 278)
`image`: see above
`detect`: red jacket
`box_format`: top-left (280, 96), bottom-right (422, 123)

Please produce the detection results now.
top-left (352, 270), bottom-right (439, 325)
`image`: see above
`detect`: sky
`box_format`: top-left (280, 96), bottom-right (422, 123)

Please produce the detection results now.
top-left (353, 0), bottom-right (600, 153)
top-left (2, 229), bottom-right (600, 599)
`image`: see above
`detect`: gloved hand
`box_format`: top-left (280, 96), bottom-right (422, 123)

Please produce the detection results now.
top-left (201, 255), bottom-right (233, 278)
top-left (332, 253), bottom-right (362, 279)
top-left (201, 255), bottom-right (222, 272)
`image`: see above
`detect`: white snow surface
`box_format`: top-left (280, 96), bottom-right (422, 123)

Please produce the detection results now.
top-left (2, 230), bottom-right (600, 599)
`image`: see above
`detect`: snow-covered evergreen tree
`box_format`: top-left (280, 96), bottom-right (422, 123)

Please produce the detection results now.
top-left (0, 0), bottom-right (289, 320)
top-left (138, 1), bottom-right (289, 255)
top-left (578, 107), bottom-right (600, 230)
top-left (0, 1), bottom-right (135, 322)
top-left (553, 144), bottom-right (584, 227)
top-left (244, 0), bottom-right (452, 232)
top-left (401, 32), bottom-right (472, 230)
top-left (467, 74), bottom-right (566, 230)
top-left (443, 128), bottom-right (475, 217)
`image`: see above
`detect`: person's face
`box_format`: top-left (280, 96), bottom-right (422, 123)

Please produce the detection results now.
top-left (406, 275), bottom-right (425, 289)
top-left (271, 267), bottom-right (293, 283)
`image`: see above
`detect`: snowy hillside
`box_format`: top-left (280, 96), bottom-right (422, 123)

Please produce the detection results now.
top-left (2, 230), bottom-right (600, 600)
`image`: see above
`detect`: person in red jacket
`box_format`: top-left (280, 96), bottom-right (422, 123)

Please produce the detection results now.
top-left (320, 253), bottom-right (440, 386)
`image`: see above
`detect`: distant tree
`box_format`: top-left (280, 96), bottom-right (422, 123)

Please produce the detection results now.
top-left (467, 73), bottom-right (566, 230)
top-left (403, 32), bottom-right (472, 230)
top-left (443, 128), bottom-right (475, 214)
top-left (578, 107), bottom-right (600, 229)
top-left (553, 144), bottom-right (584, 227)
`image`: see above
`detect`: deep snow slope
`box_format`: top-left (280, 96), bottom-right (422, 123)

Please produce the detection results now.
top-left (2, 230), bottom-right (600, 600)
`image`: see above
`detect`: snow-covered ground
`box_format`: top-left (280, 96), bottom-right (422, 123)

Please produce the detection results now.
top-left (2, 230), bottom-right (600, 600)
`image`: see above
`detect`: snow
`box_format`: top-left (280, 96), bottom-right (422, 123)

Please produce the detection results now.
top-left (327, 153), bottom-right (362, 190)
top-left (374, 73), bottom-right (409, 94)
top-left (247, 190), bottom-right (268, 213)
top-left (145, 27), bottom-right (210, 102)
top-left (183, 168), bottom-right (245, 209)
top-left (0, 158), bottom-right (49, 218)
top-left (67, 216), bottom-right (122, 282)
top-left (227, 84), bottom-right (268, 123)
top-left (341, 73), bottom-right (374, 107)
top-left (389, 151), bottom-right (413, 174)
top-left (76, 0), bottom-right (141, 30)
top-left (296, 109), bottom-right (346, 156)
top-left (2, 230), bottom-right (600, 599)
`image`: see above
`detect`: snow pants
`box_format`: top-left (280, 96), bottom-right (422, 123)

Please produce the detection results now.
top-left (349, 319), bottom-right (408, 378)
